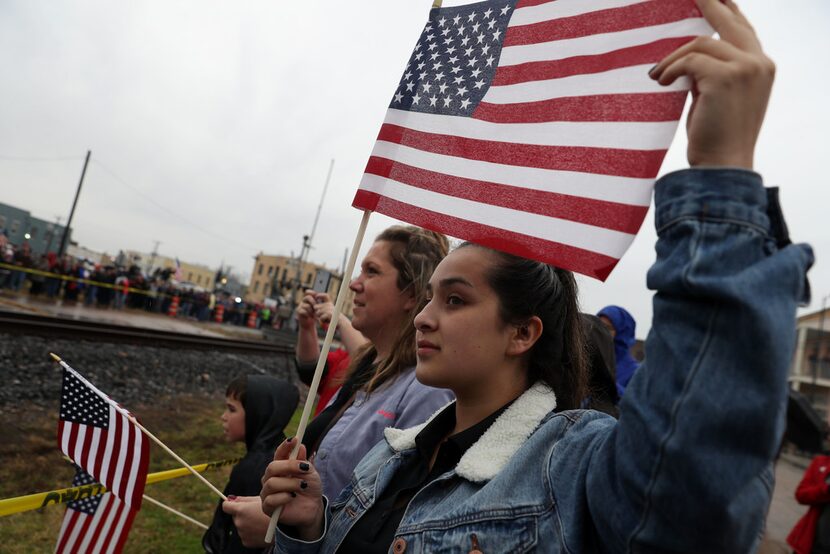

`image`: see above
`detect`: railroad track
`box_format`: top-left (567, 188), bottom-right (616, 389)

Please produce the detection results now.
top-left (0, 310), bottom-right (295, 354)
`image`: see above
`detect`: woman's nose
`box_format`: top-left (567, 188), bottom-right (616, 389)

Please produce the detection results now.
top-left (413, 303), bottom-right (435, 331)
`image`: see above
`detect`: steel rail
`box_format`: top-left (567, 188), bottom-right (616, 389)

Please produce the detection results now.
top-left (0, 310), bottom-right (294, 354)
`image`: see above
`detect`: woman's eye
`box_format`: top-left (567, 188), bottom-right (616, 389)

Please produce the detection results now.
top-left (447, 295), bottom-right (464, 306)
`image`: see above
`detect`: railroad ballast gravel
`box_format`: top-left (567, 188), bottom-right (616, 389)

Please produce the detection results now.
top-left (0, 333), bottom-right (300, 408)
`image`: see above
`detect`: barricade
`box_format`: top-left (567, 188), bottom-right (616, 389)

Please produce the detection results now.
top-left (247, 309), bottom-right (257, 328)
top-left (214, 304), bottom-right (225, 323)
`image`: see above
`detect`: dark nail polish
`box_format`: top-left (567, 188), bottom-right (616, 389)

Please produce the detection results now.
top-left (290, 492), bottom-right (297, 498)
top-left (285, 436), bottom-right (294, 443)
top-left (300, 480), bottom-right (309, 489)
top-left (228, 495), bottom-right (237, 501)
top-left (299, 462), bottom-right (310, 471)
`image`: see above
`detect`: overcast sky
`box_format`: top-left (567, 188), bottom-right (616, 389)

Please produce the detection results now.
top-left (1, 0), bottom-right (827, 336)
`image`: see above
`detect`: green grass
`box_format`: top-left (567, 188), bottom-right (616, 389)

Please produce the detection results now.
top-left (0, 395), bottom-right (303, 553)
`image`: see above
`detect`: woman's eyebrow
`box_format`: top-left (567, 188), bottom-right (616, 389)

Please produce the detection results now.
top-left (438, 277), bottom-right (474, 288)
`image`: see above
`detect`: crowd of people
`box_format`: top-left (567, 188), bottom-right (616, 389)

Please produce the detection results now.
top-left (0, 235), bottom-right (279, 328)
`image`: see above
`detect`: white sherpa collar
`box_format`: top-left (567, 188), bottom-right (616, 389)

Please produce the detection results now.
top-left (383, 383), bottom-right (556, 482)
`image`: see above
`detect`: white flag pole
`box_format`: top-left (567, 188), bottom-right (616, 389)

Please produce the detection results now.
top-left (264, 209), bottom-right (372, 544)
top-left (142, 494), bottom-right (209, 530)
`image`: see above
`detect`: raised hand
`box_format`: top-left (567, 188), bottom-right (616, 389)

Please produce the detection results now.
top-left (650, 0), bottom-right (775, 170)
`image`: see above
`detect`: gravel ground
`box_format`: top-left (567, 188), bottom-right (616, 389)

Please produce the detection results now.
top-left (0, 333), bottom-right (303, 408)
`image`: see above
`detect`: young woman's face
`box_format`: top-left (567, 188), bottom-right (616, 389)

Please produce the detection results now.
top-left (349, 240), bottom-right (414, 342)
top-left (414, 247), bottom-right (515, 392)
top-left (221, 396), bottom-right (246, 443)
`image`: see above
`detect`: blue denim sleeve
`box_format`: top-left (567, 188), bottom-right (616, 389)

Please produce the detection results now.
top-left (585, 168), bottom-right (813, 553)
top-left (273, 496), bottom-right (331, 554)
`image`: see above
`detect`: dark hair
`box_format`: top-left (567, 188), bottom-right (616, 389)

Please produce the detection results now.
top-left (459, 243), bottom-right (589, 411)
top-left (351, 225), bottom-right (449, 393)
top-left (226, 375), bottom-right (247, 408)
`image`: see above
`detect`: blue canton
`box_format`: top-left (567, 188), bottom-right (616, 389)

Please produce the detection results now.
top-left (60, 369), bottom-right (109, 428)
top-left (390, 1), bottom-right (517, 116)
top-left (67, 467), bottom-right (103, 515)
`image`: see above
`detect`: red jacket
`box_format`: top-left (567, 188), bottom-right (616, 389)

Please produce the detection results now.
top-left (789, 455), bottom-right (830, 554)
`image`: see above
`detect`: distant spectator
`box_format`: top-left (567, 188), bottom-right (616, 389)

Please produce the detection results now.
top-left (295, 289), bottom-right (369, 416)
top-left (788, 453), bottom-right (830, 554)
top-left (597, 305), bottom-right (640, 399)
top-left (10, 241), bottom-right (32, 291)
top-left (580, 313), bottom-right (620, 416)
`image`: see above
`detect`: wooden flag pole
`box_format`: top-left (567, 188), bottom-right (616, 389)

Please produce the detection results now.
top-left (49, 352), bottom-right (227, 502)
top-left (264, 209), bottom-right (373, 544)
top-left (143, 494), bottom-right (209, 530)
top-left (129, 416), bottom-right (228, 501)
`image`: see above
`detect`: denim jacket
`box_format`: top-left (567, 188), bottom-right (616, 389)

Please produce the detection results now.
top-left (276, 169), bottom-right (813, 553)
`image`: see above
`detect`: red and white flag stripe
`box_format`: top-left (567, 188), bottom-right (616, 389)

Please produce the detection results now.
top-left (55, 493), bottom-right (136, 554)
top-left (354, 0), bottom-right (712, 279)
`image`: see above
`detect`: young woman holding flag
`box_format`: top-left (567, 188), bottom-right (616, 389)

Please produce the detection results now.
top-left (257, 1), bottom-right (813, 552)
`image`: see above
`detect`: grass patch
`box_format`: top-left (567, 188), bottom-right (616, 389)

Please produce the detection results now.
top-left (0, 394), bottom-right (302, 553)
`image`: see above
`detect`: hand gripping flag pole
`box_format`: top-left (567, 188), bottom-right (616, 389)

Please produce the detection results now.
top-left (264, 209), bottom-right (372, 543)
top-left (50, 353), bottom-right (227, 502)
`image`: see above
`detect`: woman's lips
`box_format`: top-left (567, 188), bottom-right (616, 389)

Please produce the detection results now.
top-left (417, 340), bottom-right (439, 355)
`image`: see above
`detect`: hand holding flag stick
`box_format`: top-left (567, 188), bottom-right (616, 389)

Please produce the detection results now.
top-left (263, 209), bottom-right (372, 543)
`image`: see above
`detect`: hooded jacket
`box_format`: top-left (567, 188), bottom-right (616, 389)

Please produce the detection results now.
top-left (203, 376), bottom-right (299, 554)
top-left (597, 305), bottom-right (640, 398)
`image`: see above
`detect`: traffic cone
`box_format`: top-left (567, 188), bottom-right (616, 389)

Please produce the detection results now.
top-left (167, 295), bottom-right (180, 317)
top-left (214, 303), bottom-right (225, 323)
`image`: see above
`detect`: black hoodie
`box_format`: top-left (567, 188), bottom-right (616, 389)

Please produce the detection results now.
top-left (203, 376), bottom-right (299, 554)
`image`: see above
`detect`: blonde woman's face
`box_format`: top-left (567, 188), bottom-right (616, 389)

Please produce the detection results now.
top-left (349, 241), bottom-right (415, 342)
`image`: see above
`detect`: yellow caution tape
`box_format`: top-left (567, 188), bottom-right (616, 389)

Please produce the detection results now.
top-left (0, 457), bottom-right (241, 517)
top-left (0, 261), bottom-right (176, 297)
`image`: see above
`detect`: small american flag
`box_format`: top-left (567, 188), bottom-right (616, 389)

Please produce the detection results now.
top-left (57, 361), bottom-right (150, 509)
top-left (54, 466), bottom-right (138, 554)
top-left (353, 0), bottom-right (711, 280)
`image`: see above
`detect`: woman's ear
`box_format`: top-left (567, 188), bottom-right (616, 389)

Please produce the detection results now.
top-left (402, 288), bottom-right (417, 312)
top-left (506, 316), bottom-right (543, 357)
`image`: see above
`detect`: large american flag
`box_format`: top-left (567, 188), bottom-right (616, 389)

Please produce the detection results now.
top-left (57, 361), bottom-right (150, 509)
top-left (353, 0), bottom-right (712, 280)
top-left (55, 466), bottom-right (138, 554)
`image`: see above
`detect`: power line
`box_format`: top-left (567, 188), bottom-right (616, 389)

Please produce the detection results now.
top-left (89, 158), bottom-right (255, 251)
top-left (0, 154), bottom-right (84, 161)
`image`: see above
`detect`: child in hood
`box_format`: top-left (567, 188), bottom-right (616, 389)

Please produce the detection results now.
top-left (203, 375), bottom-right (299, 553)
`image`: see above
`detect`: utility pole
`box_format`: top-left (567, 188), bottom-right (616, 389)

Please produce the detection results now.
top-left (147, 240), bottom-right (161, 275)
top-left (277, 159), bottom-right (335, 314)
top-left (58, 150), bottom-right (91, 258)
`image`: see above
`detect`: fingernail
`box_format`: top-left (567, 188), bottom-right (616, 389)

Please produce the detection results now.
top-left (228, 495), bottom-right (237, 501)
top-left (290, 492), bottom-right (297, 498)
top-left (648, 64), bottom-right (658, 76)
top-left (299, 462), bottom-right (310, 471)
top-left (300, 480), bottom-right (308, 489)
top-left (285, 436), bottom-right (294, 443)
